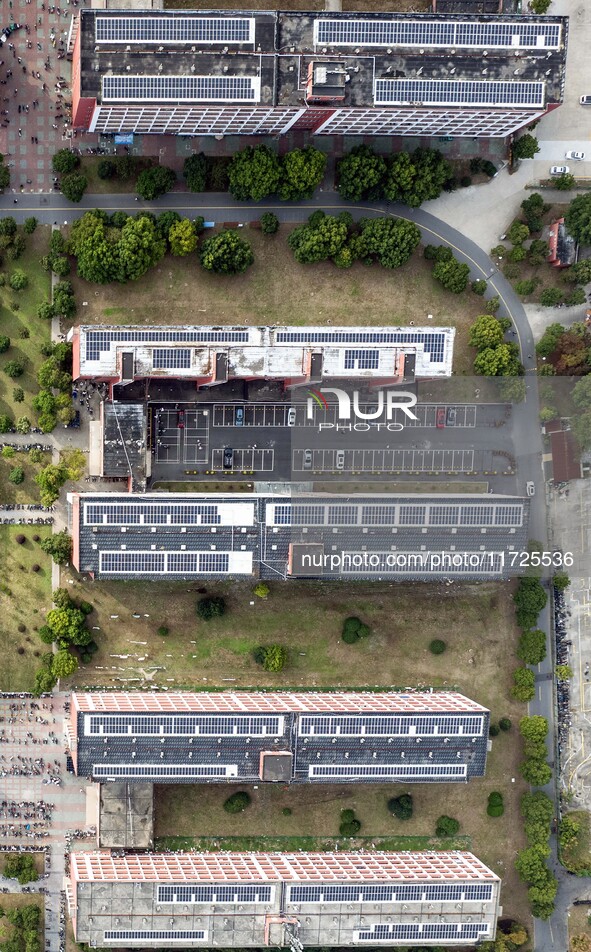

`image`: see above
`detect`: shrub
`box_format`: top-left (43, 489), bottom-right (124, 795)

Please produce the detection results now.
top-left (512, 666), bottom-right (536, 702)
top-left (485, 295), bottom-right (501, 314)
top-left (4, 359), bottom-right (24, 379)
top-left (435, 815), bottom-right (460, 836)
top-left (15, 534), bottom-right (26, 545)
top-left (9, 269), bottom-right (27, 291)
top-left (79, 601), bottom-right (93, 616)
top-left (489, 723), bottom-right (500, 737)
top-left (259, 644), bottom-right (288, 672)
top-left (0, 335), bottom-right (10, 353)
top-left (342, 616), bottom-right (370, 644)
top-left (97, 159), bottom-right (116, 180)
top-left (23, 217), bottom-right (37, 234)
top-left (260, 212), bottom-right (279, 235)
top-left (282, 807), bottom-right (292, 816)
top-left (487, 792), bottom-right (505, 817)
top-left (157, 626), bottom-right (169, 637)
top-left (514, 279), bottom-right (537, 296)
top-left (223, 791), bottom-right (251, 814)
top-left (339, 817), bottom-right (361, 835)
top-left (254, 582), bottom-right (270, 598)
top-left (471, 279), bottom-right (487, 295)
top-left (388, 794), bottom-right (413, 820)
top-left (460, 175), bottom-right (472, 188)
top-left (499, 717), bottom-right (512, 732)
top-left (429, 639), bottom-right (446, 655)
top-left (196, 596), bottom-right (226, 621)
top-left (8, 467), bottom-right (24, 485)
top-left (540, 288), bottom-right (564, 307)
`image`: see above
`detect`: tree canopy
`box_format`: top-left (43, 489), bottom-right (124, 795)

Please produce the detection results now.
top-left (358, 217), bottom-right (421, 269)
top-left (513, 134), bottom-right (540, 160)
top-left (136, 164), bottom-right (176, 200)
top-left (469, 315), bottom-right (506, 350)
top-left (200, 230), bottom-right (254, 275)
top-left (336, 145), bottom-right (387, 202)
top-left (228, 145), bottom-right (282, 202)
top-left (183, 152), bottom-right (207, 192)
top-left (384, 147), bottom-right (451, 207)
top-left (279, 146), bottom-right (326, 201)
top-left (566, 192), bottom-right (591, 245)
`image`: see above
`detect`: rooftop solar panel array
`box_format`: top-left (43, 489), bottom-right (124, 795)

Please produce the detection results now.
top-left (85, 503), bottom-right (223, 525)
top-left (275, 329), bottom-right (446, 362)
top-left (84, 329), bottom-right (249, 363)
top-left (315, 17), bottom-right (561, 49)
top-left (152, 348), bottom-right (192, 370)
top-left (86, 714), bottom-right (283, 736)
top-left (102, 75), bottom-right (259, 103)
top-left (309, 764), bottom-right (468, 778)
top-left (95, 15), bottom-right (253, 45)
top-left (357, 922), bottom-right (489, 941)
top-left (158, 885), bottom-right (273, 904)
top-left (288, 883), bottom-right (493, 903)
top-left (268, 501), bottom-right (524, 528)
top-left (375, 78), bottom-right (545, 107)
top-left (298, 714), bottom-right (484, 736)
top-left (104, 931), bottom-right (206, 943)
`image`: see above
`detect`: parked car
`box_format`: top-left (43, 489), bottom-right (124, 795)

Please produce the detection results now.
top-left (436, 407), bottom-right (446, 428)
top-left (550, 166), bottom-right (570, 175)
top-left (526, 481), bottom-right (535, 497)
top-left (303, 448), bottom-right (313, 469)
top-left (335, 449), bottom-right (345, 470)
top-left (580, 95), bottom-right (591, 105)
top-left (235, 407), bottom-right (244, 426)
top-left (223, 447), bottom-right (233, 469)
top-left (177, 410), bottom-right (185, 429)
top-left (287, 408), bottom-right (297, 426)
top-left (446, 407), bottom-right (457, 426)
top-left (566, 150), bottom-right (585, 160)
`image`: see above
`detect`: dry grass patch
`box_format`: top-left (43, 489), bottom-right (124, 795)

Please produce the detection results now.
top-left (0, 525), bottom-right (53, 691)
top-left (67, 227), bottom-right (486, 374)
top-left (569, 904), bottom-right (591, 952)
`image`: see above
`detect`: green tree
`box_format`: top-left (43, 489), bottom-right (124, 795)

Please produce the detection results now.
top-left (471, 279), bottom-right (487, 296)
top-left (435, 815), bottom-right (460, 836)
top-left (536, 322), bottom-right (565, 358)
top-left (15, 417), bottom-right (31, 435)
top-left (554, 172), bottom-right (576, 191)
top-left (183, 152), bottom-right (207, 192)
top-left (52, 281), bottom-right (76, 318)
top-left (34, 464), bottom-right (68, 507)
top-left (37, 301), bottom-right (54, 321)
top-left (358, 216), bottom-right (421, 269)
top-left (473, 343), bottom-right (521, 376)
top-left (261, 644), bottom-right (288, 672)
top-left (507, 220), bottom-right (530, 245)
top-left (228, 145), bottom-right (282, 202)
top-left (196, 596), bottom-right (226, 621)
top-left (4, 359), bottom-right (24, 378)
top-left (168, 218), bottom-right (198, 257)
top-left (514, 577), bottom-right (547, 628)
top-left (155, 210), bottom-right (181, 241)
top-left (556, 664), bottom-right (573, 681)
top-left (136, 165), bottom-right (176, 200)
top-left (60, 172), bottom-right (88, 203)
top-left (52, 149), bottom-right (80, 174)
top-left (0, 335), bottom-right (9, 353)
top-left (51, 256), bottom-right (70, 278)
top-left (51, 649), bottom-right (78, 679)
top-left (540, 288), bottom-right (564, 307)
top-left (279, 146), bottom-right (326, 201)
top-left (571, 259), bottom-right (591, 284)
top-left (0, 162), bottom-right (10, 191)
top-left (118, 215), bottom-right (166, 281)
top-left (566, 193), bottom-right (591, 245)
top-left (260, 212), bottom-right (279, 235)
top-left (288, 212), bottom-right (349, 264)
top-left (469, 315), bottom-right (505, 350)
top-left (200, 230), bottom-right (254, 275)
top-left (384, 147), bottom-right (451, 207)
top-left (520, 715), bottom-right (549, 745)
top-left (528, 240), bottom-right (550, 266)
top-left (388, 793), bottom-right (413, 820)
top-left (39, 530), bottom-right (72, 565)
top-left (23, 216), bottom-right (37, 234)
top-left (4, 854), bottom-right (38, 885)
top-left (553, 571), bottom-right (571, 592)
top-left (530, 0), bottom-right (551, 10)
top-left (515, 844), bottom-right (551, 884)
top-left (521, 193), bottom-right (548, 232)
top-left (433, 255), bottom-right (470, 293)
top-left (9, 268), bottom-right (27, 291)
top-left (8, 466), bottom-right (24, 485)
top-left (97, 159), bottom-right (116, 180)
top-left (12, 386), bottom-right (23, 402)
top-left (517, 628), bottom-right (547, 665)
top-left (512, 667), bottom-right (535, 702)
top-left (514, 278), bottom-right (537, 296)
top-left (0, 413), bottom-right (12, 432)
top-left (485, 295), bottom-right (501, 315)
top-left (223, 791), bottom-right (251, 814)
top-left (336, 145), bottom-right (387, 201)
top-left (513, 134), bottom-right (540, 160)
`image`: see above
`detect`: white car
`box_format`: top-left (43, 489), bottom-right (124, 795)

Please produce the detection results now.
top-left (287, 408), bottom-right (297, 426)
top-left (550, 166), bottom-right (570, 175)
top-left (526, 481), bottom-right (535, 497)
top-left (565, 151), bottom-right (585, 160)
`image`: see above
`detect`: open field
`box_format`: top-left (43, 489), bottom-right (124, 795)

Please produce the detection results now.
top-left (0, 525), bottom-right (53, 692)
top-left (67, 226), bottom-right (488, 375)
top-left (0, 894), bottom-right (44, 939)
top-left (561, 810), bottom-right (591, 874)
top-left (81, 156), bottom-right (156, 195)
top-left (0, 450), bottom-right (51, 505)
top-left (569, 904), bottom-right (591, 952)
top-left (0, 227), bottom-right (51, 428)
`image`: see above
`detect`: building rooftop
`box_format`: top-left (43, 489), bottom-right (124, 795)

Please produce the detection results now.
top-left (102, 402), bottom-right (146, 491)
top-left (71, 849), bottom-right (499, 883)
top-left (71, 325), bottom-right (455, 382)
top-left (70, 491), bottom-right (530, 582)
top-left (77, 9), bottom-right (567, 112)
top-left (98, 782), bottom-right (154, 850)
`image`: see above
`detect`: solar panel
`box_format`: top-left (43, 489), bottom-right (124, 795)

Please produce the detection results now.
top-left (315, 17), bottom-right (561, 50)
top-left (375, 79), bottom-right (545, 108)
top-left (308, 764), bottom-right (468, 778)
top-left (344, 348), bottom-right (380, 370)
top-left (158, 885), bottom-right (273, 904)
top-left (356, 923), bottom-right (489, 941)
top-left (152, 348), bottom-right (191, 370)
top-left (298, 714), bottom-right (484, 736)
top-left (92, 764), bottom-right (237, 778)
top-left (104, 931), bottom-right (207, 943)
top-left (86, 714), bottom-right (283, 737)
top-left (102, 75), bottom-right (259, 103)
top-left (85, 502), bottom-right (222, 526)
top-left (276, 329), bottom-right (447, 362)
top-left (100, 552), bottom-right (165, 574)
top-left (85, 328), bottom-right (249, 363)
top-left (95, 15), bottom-right (253, 45)
top-left (288, 883), bottom-right (493, 903)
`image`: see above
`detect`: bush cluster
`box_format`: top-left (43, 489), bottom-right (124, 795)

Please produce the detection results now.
top-left (341, 616), bottom-right (370, 644)
top-left (339, 807), bottom-right (361, 836)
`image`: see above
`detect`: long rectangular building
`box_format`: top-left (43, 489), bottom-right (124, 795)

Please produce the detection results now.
top-left (70, 9), bottom-right (567, 138)
top-left (69, 691), bottom-right (489, 784)
top-left (69, 850), bottom-right (501, 948)
top-left (70, 325), bottom-right (455, 385)
top-left (68, 491), bottom-right (529, 582)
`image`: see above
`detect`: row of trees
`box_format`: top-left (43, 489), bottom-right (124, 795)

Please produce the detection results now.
top-left (468, 312), bottom-right (522, 377)
top-left (287, 210), bottom-right (421, 270)
top-left (33, 585), bottom-right (96, 693)
top-left (336, 145), bottom-right (452, 207)
top-left (515, 753), bottom-right (558, 920)
top-left (536, 319), bottom-right (591, 380)
top-left (0, 902), bottom-right (41, 952)
top-left (35, 451), bottom-right (84, 508)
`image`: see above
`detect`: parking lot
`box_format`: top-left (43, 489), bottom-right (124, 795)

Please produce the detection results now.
top-left (148, 400), bottom-right (515, 485)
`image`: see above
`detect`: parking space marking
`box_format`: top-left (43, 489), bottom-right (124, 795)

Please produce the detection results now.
top-left (292, 447), bottom-right (475, 473)
top-left (211, 448), bottom-right (274, 472)
top-left (183, 408), bottom-right (210, 464)
top-left (213, 404), bottom-right (290, 427)
top-left (212, 404), bottom-right (478, 429)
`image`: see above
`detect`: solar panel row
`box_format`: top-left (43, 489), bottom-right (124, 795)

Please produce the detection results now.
top-left (96, 15), bottom-right (253, 45)
top-left (84, 329), bottom-right (249, 362)
top-left (298, 714), bottom-right (484, 736)
top-left (99, 552), bottom-right (232, 574)
top-left (158, 885), bottom-right (273, 904)
top-left (375, 79), bottom-right (545, 108)
top-left (102, 75), bottom-right (259, 103)
top-left (288, 883), bottom-right (494, 903)
top-left (308, 764), bottom-right (468, 778)
top-left (275, 329), bottom-right (446, 361)
top-left (93, 764), bottom-right (237, 777)
top-left (86, 714), bottom-right (283, 736)
top-left (270, 502), bottom-right (524, 528)
top-left (104, 931), bottom-right (206, 942)
top-left (357, 922), bottom-right (489, 940)
top-left (315, 18), bottom-right (560, 50)
top-left (152, 348), bottom-right (192, 370)
top-left (85, 503), bottom-right (222, 525)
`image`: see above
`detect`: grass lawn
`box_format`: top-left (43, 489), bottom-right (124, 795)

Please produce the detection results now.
top-left (569, 903), bottom-right (591, 951)
top-left (0, 525), bottom-right (53, 692)
top-left (0, 851), bottom-right (44, 877)
top-left (0, 894), bottom-right (44, 939)
top-left (80, 156), bottom-right (156, 195)
top-left (0, 226), bottom-right (51, 429)
top-left (67, 226), bottom-right (487, 375)
top-left (0, 450), bottom-right (51, 505)
top-left (561, 810), bottom-right (591, 874)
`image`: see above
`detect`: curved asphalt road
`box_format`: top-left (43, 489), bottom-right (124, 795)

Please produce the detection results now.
top-left (0, 187), bottom-right (565, 949)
